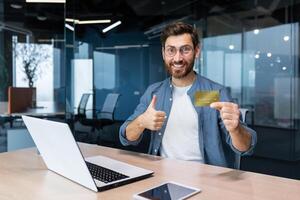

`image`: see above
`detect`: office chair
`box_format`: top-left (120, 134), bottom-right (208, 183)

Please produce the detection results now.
top-left (76, 93), bottom-right (120, 128)
top-left (239, 108), bottom-right (249, 123)
top-left (95, 93), bottom-right (120, 129)
top-left (77, 93), bottom-right (92, 121)
top-left (93, 93), bottom-right (120, 129)
top-left (94, 93), bottom-right (120, 145)
top-left (73, 93), bottom-right (93, 142)
top-left (74, 93), bottom-right (120, 143)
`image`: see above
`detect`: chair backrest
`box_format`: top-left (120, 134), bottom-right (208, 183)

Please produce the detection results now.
top-left (98, 93), bottom-right (120, 120)
top-left (77, 93), bottom-right (91, 116)
top-left (239, 108), bottom-right (249, 123)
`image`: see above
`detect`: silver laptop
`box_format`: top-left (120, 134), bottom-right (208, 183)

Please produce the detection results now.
top-left (22, 115), bottom-right (153, 192)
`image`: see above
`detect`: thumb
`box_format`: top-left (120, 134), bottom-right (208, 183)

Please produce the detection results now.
top-left (148, 95), bottom-right (157, 110)
top-left (210, 102), bottom-right (223, 110)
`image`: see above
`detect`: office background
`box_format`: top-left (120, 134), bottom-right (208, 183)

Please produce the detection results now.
top-left (0, 0), bottom-right (300, 179)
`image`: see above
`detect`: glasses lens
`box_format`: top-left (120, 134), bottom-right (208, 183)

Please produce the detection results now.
top-left (180, 46), bottom-right (193, 54)
top-left (166, 47), bottom-right (176, 56)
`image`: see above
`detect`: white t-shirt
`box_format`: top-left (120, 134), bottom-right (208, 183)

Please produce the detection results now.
top-left (160, 84), bottom-right (203, 162)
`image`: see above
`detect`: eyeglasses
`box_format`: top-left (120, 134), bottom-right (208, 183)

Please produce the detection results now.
top-left (164, 45), bottom-right (194, 57)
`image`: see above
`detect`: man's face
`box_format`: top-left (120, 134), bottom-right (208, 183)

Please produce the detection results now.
top-left (162, 33), bottom-right (200, 79)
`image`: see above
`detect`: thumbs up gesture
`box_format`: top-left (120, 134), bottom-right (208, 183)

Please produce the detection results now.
top-left (140, 95), bottom-right (166, 131)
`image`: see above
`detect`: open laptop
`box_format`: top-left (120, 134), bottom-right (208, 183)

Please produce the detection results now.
top-left (22, 115), bottom-right (153, 192)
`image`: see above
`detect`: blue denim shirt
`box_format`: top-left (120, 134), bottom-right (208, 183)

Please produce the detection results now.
top-left (119, 73), bottom-right (257, 169)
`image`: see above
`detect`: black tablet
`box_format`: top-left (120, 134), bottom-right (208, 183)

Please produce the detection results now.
top-left (133, 181), bottom-right (201, 200)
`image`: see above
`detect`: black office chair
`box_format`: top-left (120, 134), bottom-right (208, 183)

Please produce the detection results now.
top-left (94, 93), bottom-right (120, 145)
top-left (76, 93), bottom-right (92, 122)
top-left (95, 93), bottom-right (120, 130)
top-left (76, 93), bottom-right (120, 128)
top-left (73, 93), bottom-right (93, 142)
top-left (74, 93), bottom-right (120, 143)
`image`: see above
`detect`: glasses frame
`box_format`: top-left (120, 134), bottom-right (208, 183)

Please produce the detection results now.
top-left (164, 45), bottom-right (194, 57)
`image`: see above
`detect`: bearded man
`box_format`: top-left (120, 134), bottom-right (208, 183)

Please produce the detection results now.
top-left (119, 22), bottom-right (257, 169)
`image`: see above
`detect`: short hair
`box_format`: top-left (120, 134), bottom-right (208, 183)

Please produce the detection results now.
top-left (160, 22), bottom-right (199, 48)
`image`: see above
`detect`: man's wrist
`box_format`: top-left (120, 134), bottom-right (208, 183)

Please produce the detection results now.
top-left (137, 114), bottom-right (146, 129)
top-left (229, 123), bottom-right (242, 136)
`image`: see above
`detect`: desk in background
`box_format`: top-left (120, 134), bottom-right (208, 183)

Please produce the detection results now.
top-left (0, 102), bottom-right (65, 152)
top-left (0, 101), bottom-right (65, 127)
top-left (0, 101), bottom-right (65, 116)
top-left (0, 143), bottom-right (299, 200)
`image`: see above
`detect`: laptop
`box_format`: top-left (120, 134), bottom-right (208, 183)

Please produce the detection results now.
top-left (22, 115), bottom-right (153, 192)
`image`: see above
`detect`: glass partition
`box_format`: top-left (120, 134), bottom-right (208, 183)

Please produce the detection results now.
top-left (0, 1), bottom-right (65, 116)
top-left (202, 23), bottom-right (299, 129)
top-left (65, 0), bottom-right (300, 165)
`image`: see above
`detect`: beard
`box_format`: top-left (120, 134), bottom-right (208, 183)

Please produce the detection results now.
top-left (164, 55), bottom-right (195, 79)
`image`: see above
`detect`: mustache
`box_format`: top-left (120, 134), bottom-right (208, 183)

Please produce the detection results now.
top-left (171, 60), bottom-right (185, 65)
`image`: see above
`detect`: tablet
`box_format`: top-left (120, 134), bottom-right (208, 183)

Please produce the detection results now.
top-left (133, 181), bottom-right (201, 200)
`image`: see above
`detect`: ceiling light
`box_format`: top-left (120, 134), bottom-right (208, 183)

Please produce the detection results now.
top-left (65, 18), bottom-right (110, 24)
top-left (77, 20), bottom-right (111, 24)
top-left (253, 29), bottom-right (259, 35)
top-left (65, 24), bottom-right (74, 31)
top-left (228, 45), bottom-right (234, 50)
top-left (283, 36), bottom-right (290, 41)
top-left (267, 53), bottom-right (272, 57)
top-left (102, 21), bottom-right (122, 33)
top-left (10, 4), bottom-right (23, 9)
top-left (276, 57), bottom-right (281, 63)
top-left (282, 66), bottom-right (287, 71)
top-left (26, 0), bottom-right (65, 3)
top-left (37, 14), bottom-right (47, 21)
top-left (255, 54), bottom-right (260, 59)
top-left (65, 18), bottom-right (79, 23)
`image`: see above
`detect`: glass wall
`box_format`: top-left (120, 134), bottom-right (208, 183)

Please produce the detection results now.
top-left (65, 0), bottom-right (300, 166)
top-left (0, 1), bottom-right (65, 115)
top-left (202, 23), bottom-right (299, 129)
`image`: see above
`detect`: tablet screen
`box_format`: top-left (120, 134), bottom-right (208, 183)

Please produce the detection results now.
top-left (137, 182), bottom-right (200, 200)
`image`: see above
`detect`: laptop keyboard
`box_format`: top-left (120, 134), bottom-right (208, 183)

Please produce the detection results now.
top-left (86, 161), bottom-right (129, 183)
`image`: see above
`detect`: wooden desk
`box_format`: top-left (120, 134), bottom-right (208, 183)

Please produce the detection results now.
top-left (0, 143), bottom-right (299, 200)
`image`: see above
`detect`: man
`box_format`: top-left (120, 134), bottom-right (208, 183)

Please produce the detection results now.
top-left (119, 22), bottom-right (257, 169)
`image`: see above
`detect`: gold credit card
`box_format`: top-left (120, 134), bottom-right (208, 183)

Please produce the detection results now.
top-left (194, 91), bottom-right (220, 107)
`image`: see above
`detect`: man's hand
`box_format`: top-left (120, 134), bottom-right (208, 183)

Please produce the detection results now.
top-left (125, 95), bottom-right (166, 141)
top-left (210, 102), bottom-right (240, 133)
top-left (210, 101), bottom-right (251, 152)
top-left (140, 95), bottom-right (166, 131)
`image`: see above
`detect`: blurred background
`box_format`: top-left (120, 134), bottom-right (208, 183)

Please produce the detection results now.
top-left (1, 0), bottom-right (300, 179)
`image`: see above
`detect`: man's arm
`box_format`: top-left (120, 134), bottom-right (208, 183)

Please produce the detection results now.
top-left (126, 95), bottom-right (166, 141)
top-left (210, 102), bottom-right (251, 152)
top-left (227, 123), bottom-right (251, 152)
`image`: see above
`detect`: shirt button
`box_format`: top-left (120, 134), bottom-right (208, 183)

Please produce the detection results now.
top-left (158, 132), bottom-right (162, 136)
top-left (169, 98), bottom-right (172, 101)
top-left (154, 149), bottom-right (157, 153)
top-left (169, 84), bottom-right (172, 88)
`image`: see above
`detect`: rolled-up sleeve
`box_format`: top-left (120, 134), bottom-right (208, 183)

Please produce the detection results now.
top-left (219, 86), bottom-right (257, 156)
top-left (226, 123), bottom-right (257, 156)
top-left (119, 86), bottom-right (153, 146)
